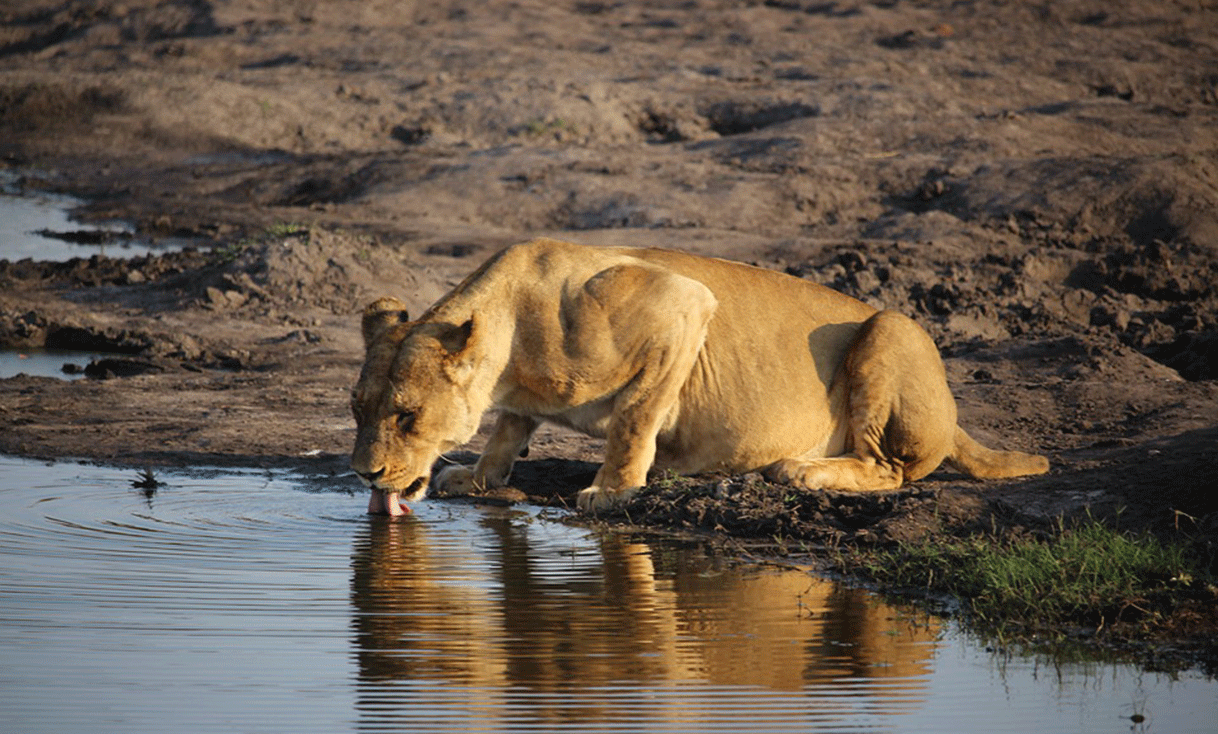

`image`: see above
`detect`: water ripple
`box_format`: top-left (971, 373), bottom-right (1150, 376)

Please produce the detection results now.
top-left (2, 456), bottom-right (1214, 733)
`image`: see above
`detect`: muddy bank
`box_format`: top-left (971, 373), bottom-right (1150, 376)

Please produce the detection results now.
top-left (2, 0), bottom-right (1217, 666)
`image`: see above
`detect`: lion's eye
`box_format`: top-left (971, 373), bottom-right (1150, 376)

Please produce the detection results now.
top-left (396, 410), bottom-right (418, 434)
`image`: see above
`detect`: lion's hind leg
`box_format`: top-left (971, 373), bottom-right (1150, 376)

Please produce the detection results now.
top-left (768, 310), bottom-right (956, 492)
top-left (768, 454), bottom-right (904, 491)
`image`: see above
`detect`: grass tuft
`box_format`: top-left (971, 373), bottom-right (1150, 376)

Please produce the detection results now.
top-left (858, 518), bottom-right (1209, 638)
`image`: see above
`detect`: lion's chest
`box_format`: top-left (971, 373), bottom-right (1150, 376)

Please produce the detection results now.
top-left (493, 371), bottom-right (618, 438)
top-left (538, 398), bottom-right (615, 439)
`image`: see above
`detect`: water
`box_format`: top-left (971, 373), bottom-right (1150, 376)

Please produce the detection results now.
top-left (0, 176), bottom-right (188, 261)
top-left (0, 348), bottom-right (111, 380)
top-left (0, 456), bottom-right (1213, 733)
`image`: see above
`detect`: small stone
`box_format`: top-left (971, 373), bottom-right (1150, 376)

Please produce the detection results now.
top-left (205, 286), bottom-right (227, 308)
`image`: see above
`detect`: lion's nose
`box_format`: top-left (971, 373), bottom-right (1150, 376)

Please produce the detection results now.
top-left (356, 467), bottom-right (385, 484)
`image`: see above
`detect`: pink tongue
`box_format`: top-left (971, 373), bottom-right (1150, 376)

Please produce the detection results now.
top-left (367, 488), bottom-right (411, 516)
top-left (384, 491), bottom-right (409, 516)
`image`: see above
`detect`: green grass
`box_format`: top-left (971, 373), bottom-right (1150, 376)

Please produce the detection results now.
top-left (209, 240), bottom-right (249, 265)
top-left (209, 222), bottom-right (310, 265)
top-left (264, 221), bottom-right (309, 238)
top-left (858, 518), bottom-right (1209, 638)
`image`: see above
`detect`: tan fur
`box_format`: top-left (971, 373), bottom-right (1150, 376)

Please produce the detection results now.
top-left (351, 239), bottom-right (1049, 511)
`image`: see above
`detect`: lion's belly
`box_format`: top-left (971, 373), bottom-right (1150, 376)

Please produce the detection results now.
top-left (653, 348), bottom-right (852, 475)
top-left (655, 403), bottom-right (846, 475)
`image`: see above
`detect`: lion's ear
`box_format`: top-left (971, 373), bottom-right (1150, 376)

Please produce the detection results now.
top-left (436, 318), bottom-right (474, 355)
top-left (361, 297), bottom-right (410, 348)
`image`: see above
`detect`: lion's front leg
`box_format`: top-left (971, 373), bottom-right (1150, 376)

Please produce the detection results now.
top-left (576, 444), bottom-right (651, 511)
top-left (573, 268), bottom-right (718, 512)
top-left (434, 412), bottom-right (538, 495)
top-left (575, 390), bottom-right (690, 511)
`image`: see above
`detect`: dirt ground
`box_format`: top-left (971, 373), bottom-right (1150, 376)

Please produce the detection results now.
top-left (2, 1), bottom-right (1217, 662)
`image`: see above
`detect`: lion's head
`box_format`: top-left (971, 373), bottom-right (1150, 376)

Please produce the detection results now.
top-left (351, 297), bottom-right (481, 512)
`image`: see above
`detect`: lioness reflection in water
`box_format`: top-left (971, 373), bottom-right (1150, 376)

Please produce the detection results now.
top-left (350, 515), bottom-right (939, 726)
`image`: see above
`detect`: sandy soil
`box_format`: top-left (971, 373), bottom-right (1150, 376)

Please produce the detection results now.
top-left (2, 0), bottom-right (1217, 656)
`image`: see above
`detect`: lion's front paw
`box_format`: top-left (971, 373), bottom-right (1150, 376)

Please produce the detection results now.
top-left (576, 485), bottom-right (639, 512)
top-left (433, 465), bottom-right (476, 496)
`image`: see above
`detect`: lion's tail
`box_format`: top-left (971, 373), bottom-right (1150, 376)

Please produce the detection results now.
top-left (947, 426), bottom-right (1049, 479)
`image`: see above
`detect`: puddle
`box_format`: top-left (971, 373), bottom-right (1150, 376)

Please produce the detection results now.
top-left (0, 455), bottom-right (1212, 733)
top-left (0, 348), bottom-right (119, 380)
top-left (0, 174), bottom-right (190, 262)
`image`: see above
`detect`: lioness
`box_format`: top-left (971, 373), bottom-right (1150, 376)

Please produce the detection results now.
top-left (352, 238), bottom-right (1048, 515)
